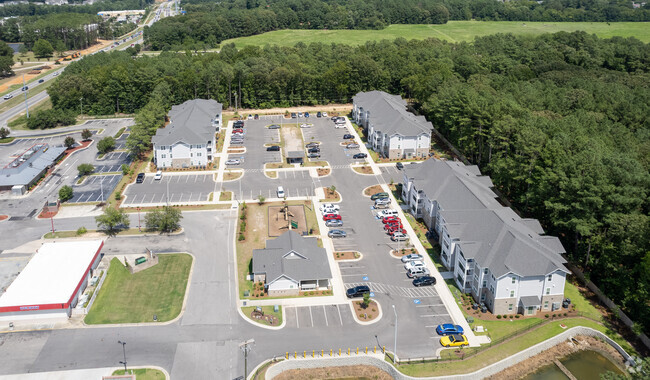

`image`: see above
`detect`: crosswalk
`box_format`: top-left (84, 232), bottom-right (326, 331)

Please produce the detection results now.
top-left (330, 165), bottom-right (351, 169)
top-left (345, 282), bottom-right (439, 298)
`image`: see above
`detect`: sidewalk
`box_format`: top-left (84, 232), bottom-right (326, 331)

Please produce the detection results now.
top-left (345, 118), bottom-right (381, 176)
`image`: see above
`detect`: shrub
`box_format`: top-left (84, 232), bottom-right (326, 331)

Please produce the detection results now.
top-left (97, 137), bottom-right (116, 154)
top-left (563, 313), bottom-right (568, 317)
top-left (496, 315), bottom-right (502, 319)
top-left (552, 313), bottom-right (557, 318)
top-left (115, 191), bottom-right (121, 200)
top-left (545, 314), bottom-right (550, 318)
top-left (58, 185), bottom-right (73, 201)
top-left (76, 226), bottom-right (87, 235)
top-left (238, 234), bottom-right (245, 241)
top-left (515, 315), bottom-right (520, 319)
top-left (26, 109), bottom-right (76, 130)
top-left (467, 307), bottom-right (470, 310)
top-left (77, 163), bottom-right (95, 176)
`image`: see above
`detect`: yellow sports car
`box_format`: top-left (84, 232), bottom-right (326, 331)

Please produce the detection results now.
top-left (440, 334), bottom-right (469, 347)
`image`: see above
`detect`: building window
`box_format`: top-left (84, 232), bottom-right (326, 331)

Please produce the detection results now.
top-left (490, 286), bottom-right (494, 294)
top-left (546, 288), bottom-right (550, 295)
top-left (547, 274), bottom-right (552, 281)
top-left (160, 146), bottom-right (165, 150)
top-left (190, 153), bottom-right (193, 157)
top-left (197, 153), bottom-right (201, 157)
top-left (544, 301), bottom-right (549, 309)
top-left (510, 290), bottom-right (514, 297)
top-left (161, 154), bottom-right (166, 158)
top-left (484, 268), bottom-right (488, 274)
top-left (512, 277), bottom-right (516, 284)
top-left (508, 304), bottom-right (513, 311)
top-left (482, 281), bottom-right (486, 288)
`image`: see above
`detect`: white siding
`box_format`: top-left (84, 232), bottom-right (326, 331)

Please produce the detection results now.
top-left (543, 270), bottom-right (566, 296)
top-left (268, 276), bottom-right (299, 291)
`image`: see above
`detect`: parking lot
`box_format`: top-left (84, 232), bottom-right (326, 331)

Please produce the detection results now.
top-left (299, 117), bottom-right (367, 166)
top-left (94, 151), bottom-right (131, 173)
top-left (70, 174), bottom-right (121, 203)
top-left (226, 117), bottom-right (282, 170)
top-left (284, 304), bottom-right (356, 329)
top-left (122, 173), bottom-right (214, 205)
top-left (221, 168), bottom-right (320, 201)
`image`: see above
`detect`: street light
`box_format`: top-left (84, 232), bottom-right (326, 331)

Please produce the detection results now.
top-left (392, 305), bottom-right (398, 364)
top-left (239, 339), bottom-right (255, 379)
top-left (117, 340), bottom-right (127, 372)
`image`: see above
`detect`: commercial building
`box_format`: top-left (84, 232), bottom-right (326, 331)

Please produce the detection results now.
top-left (252, 231), bottom-right (332, 297)
top-left (0, 143), bottom-right (65, 193)
top-left (402, 159), bottom-right (568, 315)
top-left (152, 99), bottom-right (222, 169)
top-left (352, 91), bottom-right (431, 160)
top-left (0, 240), bottom-right (104, 322)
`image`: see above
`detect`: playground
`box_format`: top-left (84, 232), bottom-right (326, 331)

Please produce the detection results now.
top-left (268, 204), bottom-right (308, 236)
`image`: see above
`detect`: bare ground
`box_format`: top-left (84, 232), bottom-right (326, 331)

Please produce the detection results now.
top-left (274, 364), bottom-right (393, 380)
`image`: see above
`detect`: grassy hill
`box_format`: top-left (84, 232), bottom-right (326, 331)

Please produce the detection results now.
top-left (221, 21), bottom-right (650, 48)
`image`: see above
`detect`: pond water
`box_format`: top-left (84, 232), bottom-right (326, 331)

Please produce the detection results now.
top-left (521, 350), bottom-right (624, 380)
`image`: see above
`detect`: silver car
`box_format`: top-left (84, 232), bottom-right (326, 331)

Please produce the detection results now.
top-left (346, 143), bottom-right (360, 149)
top-left (225, 159), bottom-right (241, 165)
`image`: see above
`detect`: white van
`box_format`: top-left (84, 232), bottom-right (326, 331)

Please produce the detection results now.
top-left (277, 186), bottom-right (285, 198)
top-left (378, 209), bottom-right (398, 218)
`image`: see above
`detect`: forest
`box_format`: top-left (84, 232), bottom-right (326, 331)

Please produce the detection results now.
top-left (0, 0), bottom-right (154, 17)
top-left (47, 32), bottom-right (650, 333)
top-left (143, 0), bottom-right (650, 50)
top-left (0, 13), bottom-right (137, 50)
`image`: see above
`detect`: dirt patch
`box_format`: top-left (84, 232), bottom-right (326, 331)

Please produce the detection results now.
top-left (334, 251), bottom-right (360, 260)
top-left (321, 187), bottom-right (340, 202)
top-left (353, 166), bottom-right (373, 175)
top-left (266, 171), bottom-right (278, 178)
top-left (227, 148), bottom-right (245, 154)
top-left (317, 168), bottom-right (330, 176)
top-left (268, 205), bottom-right (308, 237)
top-left (224, 171), bottom-right (243, 181)
top-left (391, 248), bottom-right (418, 258)
top-left (363, 185), bottom-right (383, 196)
top-left (274, 364), bottom-right (393, 380)
top-left (487, 336), bottom-right (627, 380)
top-left (219, 191), bottom-right (232, 201)
top-left (353, 300), bottom-right (379, 321)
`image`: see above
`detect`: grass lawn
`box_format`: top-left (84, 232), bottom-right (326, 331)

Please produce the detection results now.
top-left (7, 99), bottom-right (53, 130)
top-left (564, 281), bottom-right (604, 322)
top-left (43, 230), bottom-right (80, 239)
top-left (85, 254), bottom-right (192, 324)
top-left (0, 137), bottom-right (16, 144)
top-left (223, 22), bottom-right (650, 48)
top-left (403, 213), bottom-right (445, 270)
top-left (220, 191), bottom-right (233, 201)
top-left (111, 369), bottom-right (165, 380)
top-left (242, 306), bottom-right (283, 326)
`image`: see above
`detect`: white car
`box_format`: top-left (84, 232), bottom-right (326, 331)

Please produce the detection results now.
top-left (392, 233), bottom-right (409, 242)
top-left (335, 123), bottom-right (346, 129)
top-left (375, 198), bottom-right (391, 205)
top-left (277, 186), bottom-right (285, 198)
top-left (319, 203), bottom-right (340, 212)
top-left (401, 254), bottom-right (423, 263)
top-left (322, 112), bottom-right (328, 117)
top-left (225, 159), bottom-right (241, 165)
top-left (405, 260), bottom-right (425, 271)
top-left (3, 94), bottom-right (13, 100)
top-left (377, 209), bottom-right (398, 218)
top-left (300, 123), bottom-right (311, 128)
top-left (154, 170), bottom-right (162, 180)
top-left (322, 208), bottom-right (339, 215)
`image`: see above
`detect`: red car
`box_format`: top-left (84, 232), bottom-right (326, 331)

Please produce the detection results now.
top-left (382, 216), bottom-right (399, 224)
top-left (323, 214), bottom-right (342, 221)
top-left (384, 220), bottom-right (402, 228)
top-left (233, 128), bottom-right (244, 134)
top-left (388, 228), bottom-right (407, 235)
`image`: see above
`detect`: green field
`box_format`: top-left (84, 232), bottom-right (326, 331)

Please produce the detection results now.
top-left (112, 369), bottom-right (165, 380)
top-left (222, 21), bottom-right (650, 48)
top-left (85, 254), bottom-right (192, 324)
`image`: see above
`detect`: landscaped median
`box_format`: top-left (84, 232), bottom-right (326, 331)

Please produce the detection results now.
top-left (111, 368), bottom-right (166, 380)
top-left (242, 305), bottom-right (283, 327)
top-left (85, 253), bottom-right (192, 324)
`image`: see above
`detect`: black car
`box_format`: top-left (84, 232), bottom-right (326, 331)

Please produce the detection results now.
top-left (317, 112), bottom-right (322, 118)
top-left (136, 173), bottom-right (145, 183)
top-left (343, 134), bottom-right (354, 139)
top-left (38, 79), bottom-right (44, 83)
top-left (346, 285), bottom-right (370, 298)
top-left (268, 124), bottom-right (281, 129)
top-left (396, 162), bottom-right (404, 170)
top-left (234, 120), bottom-right (244, 128)
top-left (353, 153), bottom-right (367, 159)
top-left (413, 276), bottom-right (436, 287)
top-left (308, 148), bottom-right (320, 153)
top-left (254, 114), bottom-right (259, 119)
top-left (291, 113), bottom-right (297, 118)
top-left (267, 145), bottom-right (280, 151)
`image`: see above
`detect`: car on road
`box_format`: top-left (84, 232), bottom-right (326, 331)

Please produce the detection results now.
top-left (391, 233), bottom-right (409, 241)
top-left (343, 134), bottom-right (354, 139)
top-left (323, 213), bottom-right (342, 221)
top-left (53, 72), bottom-right (59, 76)
top-left (266, 145), bottom-right (280, 151)
top-left (136, 173), bottom-right (145, 183)
top-left (21, 86), bottom-right (28, 91)
top-left (346, 285), bottom-right (370, 298)
top-left (154, 170), bottom-right (162, 180)
top-left (371, 192), bottom-right (389, 200)
top-left (322, 112), bottom-right (328, 117)
top-left (38, 79), bottom-right (44, 83)
top-left (353, 153), bottom-right (367, 159)
top-left (440, 334), bottom-right (468, 348)
top-left (396, 162), bottom-right (404, 170)
top-left (413, 276), bottom-right (436, 287)
top-left (401, 254), bottom-right (423, 263)
top-left (405, 260), bottom-right (425, 271)
top-left (328, 229), bottom-right (346, 238)
top-left (320, 203), bottom-right (340, 212)
top-left (317, 112), bottom-right (322, 118)
top-left (346, 143), bottom-right (360, 149)
top-left (3, 94), bottom-right (13, 100)
top-left (268, 124), bottom-right (281, 129)
top-left (277, 186), bottom-right (285, 198)
top-left (307, 152), bottom-right (320, 158)
top-left (225, 159), bottom-right (241, 165)
top-left (325, 219), bottom-right (343, 227)
top-left (436, 324), bottom-right (464, 336)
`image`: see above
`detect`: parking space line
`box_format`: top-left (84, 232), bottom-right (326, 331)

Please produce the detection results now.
top-left (419, 314), bottom-right (448, 317)
top-left (337, 304), bottom-right (343, 325)
top-left (309, 306), bottom-right (314, 327)
top-left (295, 307), bottom-right (299, 328)
top-left (322, 305), bottom-right (328, 326)
top-left (416, 304), bottom-right (445, 307)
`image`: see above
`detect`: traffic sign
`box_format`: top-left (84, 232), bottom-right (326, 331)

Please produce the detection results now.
top-left (413, 299), bottom-right (421, 304)
top-left (369, 292), bottom-right (375, 297)
top-left (362, 276), bottom-right (369, 281)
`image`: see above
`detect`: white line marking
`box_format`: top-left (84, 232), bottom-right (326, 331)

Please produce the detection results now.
top-left (323, 305), bottom-right (328, 326)
top-left (309, 306), bottom-right (314, 327)
top-left (295, 307), bottom-right (299, 328)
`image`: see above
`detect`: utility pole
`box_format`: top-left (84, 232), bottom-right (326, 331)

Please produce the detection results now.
top-left (239, 339), bottom-right (255, 379)
top-left (22, 74), bottom-right (29, 118)
top-left (117, 341), bottom-right (127, 372)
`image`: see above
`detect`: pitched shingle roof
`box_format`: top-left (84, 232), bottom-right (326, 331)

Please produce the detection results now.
top-left (152, 99), bottom-right (222, 146)
top-left (252, 231), bottom-right (332, 284)
top-left (353, 91), bottom-right (432, 137)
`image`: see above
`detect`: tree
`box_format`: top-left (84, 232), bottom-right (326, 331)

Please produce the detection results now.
top-left (54, 40), bottom-right (66, 57)
top-left (0, 127), bottom-right (9, 139)
top-left (362, 292), bottom-right (370, 308)
top-left (95, 207), bottom-right (130, 236)
top-left (121, 163), bottom-right (130, 175)
top-left (33, 39), bottom-right (54, 59)
top-left (144, 206), bottom-right (182, 233)
top-left (81, 128), bottom-right (92, 141)
top-left (97, 136), bottom-right (116, 154)
top-left (77, 163), bottom-right (94, 176)
top-left (58, 185), bottom-right (73, 202)
top-left (18, 45), bottom-right (28, 56)
top-left (0, 41), bottom-right (13, 77)
top-left (257, 195), bottom-right (265, 205)
top-left (64, 136), bottom-right (76, 149)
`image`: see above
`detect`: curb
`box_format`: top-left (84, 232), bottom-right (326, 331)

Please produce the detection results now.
top-left (237, 305), bottom-right (287, 331)
top-left (349, 299), bottom-right (383, 325)
top-left (351, 165), bottom-right (377, 176)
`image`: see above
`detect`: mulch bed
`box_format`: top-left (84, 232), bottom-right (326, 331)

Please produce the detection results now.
top-left (37, 210), bottom-right (57, 219)
top-left (353, 300), bottom-right (379, 321)
top-left (334, 251), bottom-right (360, 260)
top-left (354, 166), bottom-right (373, 174)
top-left (322, 189), bottom-right (340, 201)
top-left (274, 365), bottom-right (393, 380)
top-left (317, 168), bottom-right (330, 176)
top-left (364, 184), bottom-right (383, 196)
top-left (63, 140), bottom-right (92, 159)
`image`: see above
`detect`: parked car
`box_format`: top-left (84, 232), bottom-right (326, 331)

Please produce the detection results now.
top-left (328, 229), bottom-right (347, 238)
top-left (306, 142), bottom-right (319, 148)
top-left (307, 152), bottom-right (320, 158)
top-left (298, 112), bottom-right (304, 117)
top-left (353, 153), bottom-right (367, 159)
top-left (225, 159), bottom-right (241, 165)
top-left (305, 112), bottom-right (310, 118)
top-left (343, 134), bottom-right (354, 139)
top-left (323, 213), bottom-right (342, 221)
top-left (413, 276), bottom-right (436, 287)
top-left (247, 114), bottom-right (253, 120)
top-left (405, 260), bottom-right (425, 271)
top-left (377, 209), bottom-right (398, 218)
top-left (391, 233), bottom-right (409, 242)
top-left (407, 267), bottom-right (430, 278)
top-left (230, 140), bottom-right (244, 145)
top-left (346, 143), bottom-right (360, 149)
top-left (320, 203), bottom-right (340, 212)
top-left (3, 94), bottom-right (13, 100)
top-left (308, 147), bottom-right (320, 153)
top-left (334, 123), bottom-right (346, 129)
top-left (268, 124), bottom-right (281, 129)
top-left (325, 219), bottom-right (343, 227)
top-left (234, 120), bottom-right (244, 127)
top-left (300, 123), bottom-right (311, 128)
top-left (401, 254), bottom-right (423, 263)
top-left (136, 173), bottom-right (145, 183)
top-left (232, 128), bottom-right (243, 134)
top-left (396, 162), bottom-right (404, 170)
top-left (267, 145), bottom-right (280, 151)
top-left (322, 112), bottom-right (328, 117)
top-left (277, 186), bottom-right (285, 198)
top-left (154, 170), bottom-right (162, 180)
top-left (440, 334), bottom-right (468, 348)
top-left (317, 112), bottom-right (322, 118)
top-left (382, 216), bottom-right (399, 224)
top-left (291, 113), bottom-right (297, 118)
top-left (254, 114), bottom-right (259, 119)
top-left (346, 285), bottom-right (370, 298)
top-left (436, 324), bottom-right (464, 336)
top-left (371, 192), bottom-right (389, 200)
